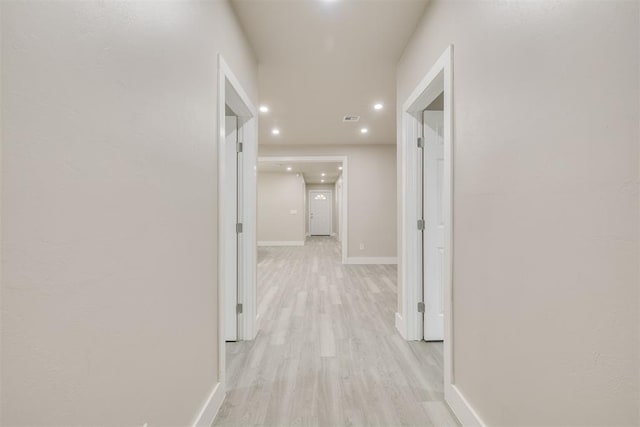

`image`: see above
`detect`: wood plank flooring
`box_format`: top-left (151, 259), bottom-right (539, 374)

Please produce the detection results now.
top-left (214, 237), bottom-right (459, 426)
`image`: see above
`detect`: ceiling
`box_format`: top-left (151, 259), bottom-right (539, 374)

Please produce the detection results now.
top-left (258, 161), bottom-right (342, 184)
top-left (231, 0), bottom-right (429, 145)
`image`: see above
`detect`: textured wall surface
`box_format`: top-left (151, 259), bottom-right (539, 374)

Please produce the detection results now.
top-left (397, 1), bottom-right (639, 425)
top-left (0, 1), bottom-right (257, 425)
top-left (258, 172), bottom-right (306, 242)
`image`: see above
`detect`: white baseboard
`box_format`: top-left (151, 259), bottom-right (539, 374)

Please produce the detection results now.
top-left (445, 383), bottom-right (486, 427)
top-left (344, 257), bottom-right (398, 265)
top-left (257, 241), bottom-right (305, 247)
top-left (192, 382), bottom-right (225, 427)
top-left (395, 312), bottom-right (407, 339)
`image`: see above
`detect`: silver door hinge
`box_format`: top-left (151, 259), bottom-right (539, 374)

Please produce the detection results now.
top-left (417, 219), bottom-right (425, 231)
top-left (236, 303), bottom-right (243, 314)
top-left (417, 137), bottom-right (424, 148)
top-left (418, 302), bottom-right (425, 313)
top-left (237, 142), bottom-right (243, 153)
top-left (236, 223), bottom-right (243, 233)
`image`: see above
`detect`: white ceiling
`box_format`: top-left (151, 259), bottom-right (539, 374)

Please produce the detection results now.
top-left (231, 0), bottom-right (429, 145)
top-left (258, 161), bottom-right (342, 184)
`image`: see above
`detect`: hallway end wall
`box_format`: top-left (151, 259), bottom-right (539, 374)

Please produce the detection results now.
top-left (0, 1), bottom-right (258, 425)
top-left (257, 172), bottom-right (306, 244)
top-left (397, 1), bottom-right (639, 425)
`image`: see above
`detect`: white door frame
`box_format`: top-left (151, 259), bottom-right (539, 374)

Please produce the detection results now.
top-left (258, 156), bottom-right (348, 264)
top-left (217, 55), bottom-right (258, 388)
top-left (398, 45), bottom-right (482, 426)
top-left (308, 189), bottom-right (333, 236)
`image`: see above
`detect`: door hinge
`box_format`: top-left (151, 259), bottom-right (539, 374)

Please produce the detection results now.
top-left (418, 302), bottom-right (425, 313)
top-left (236, 142), bottom-right (243, 153)
top-left (417, 137), bottom-right (424, 148)
top-left (236, 223), bottom-right (243, 233)
top-left (417, 219), bottom-right (425, 231)
top-left (236, 303), bottom-right (243, 314)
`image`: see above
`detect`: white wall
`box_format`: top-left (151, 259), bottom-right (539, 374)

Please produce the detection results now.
top-left (257, 172), bottom-right (305, 243)
top-left (397, 1), bottom-right (639, 425)
top-left (259, 145), bottom-right (397, 259)
top-left (0, 1), bottom-right (257, 425)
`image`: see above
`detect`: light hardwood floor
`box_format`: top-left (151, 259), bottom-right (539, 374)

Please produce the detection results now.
top-left (214, 237), bottom-right (459, 426)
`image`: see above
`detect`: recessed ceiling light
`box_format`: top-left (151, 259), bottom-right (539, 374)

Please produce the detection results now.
top-left (321, 179), bottom-right (325, 183)
top-left (321, 173), bottom-right (326, 177)
top-left (360, 128), bottom-right (368, 134)
top-left (259, 105), bottom-right (269, 113)
top-left (374, 103), bottom-right (383, 110)
top-left (272, 128), bottom-right (280, 135)
top-left (338, 166), bottom-right (343, 170)
top-left (286, 166), bottom-right (292, 171)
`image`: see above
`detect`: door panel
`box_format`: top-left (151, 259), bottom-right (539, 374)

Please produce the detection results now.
top-left (423, 110), bottom-right (445, 341)
top-left (309, 190), bottom-right (332, 236)
top-left (225, 115), bottom-right (238, 342)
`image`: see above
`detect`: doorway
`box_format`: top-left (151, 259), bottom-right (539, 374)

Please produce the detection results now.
top-left (309, 190), bottom-right (333, 236)
top-left (223, 113), bottom-right (244, 342)
top-left (398, 45), bottom-right (476, 423)
top-left (217, 55), bottom-right (258, 392)
top-left (421, 107), bottom-right (445, 341)
top-left (257, 156), bottom-right (348, 264)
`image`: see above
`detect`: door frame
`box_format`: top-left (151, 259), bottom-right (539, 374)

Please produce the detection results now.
top-left (217, 55), bottom-right (258, 388)
top-left (398, 45), bottom-right (482, 426)
top-left (308, 189), bottom-right (333, 236)
top-left (258, 156), bottom-right (348, 264)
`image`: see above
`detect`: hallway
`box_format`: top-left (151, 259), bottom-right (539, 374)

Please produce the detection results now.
top-left (215, 237), bottom-right (458, 426)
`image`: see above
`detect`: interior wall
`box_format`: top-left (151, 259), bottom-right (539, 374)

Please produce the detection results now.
top-left (259, 145), bottom-right (397, 259)
top-left (0, 1), bottom-right (258, 425)
top-left (257, 172), bottom-right (305, 243)
top-left (397, 1), bottom-right (639, 425)
top-left (305, 183), bottom-right (338, 236)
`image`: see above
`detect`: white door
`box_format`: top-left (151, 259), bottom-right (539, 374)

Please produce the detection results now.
top-left (309, 190), bottom-right (332, 236)
top-left (423, 110), bottom-right (445, 341)
top-left (224, 115), bottom-right (242, 342)
top-left (335, 178), bottom-right (343, 242)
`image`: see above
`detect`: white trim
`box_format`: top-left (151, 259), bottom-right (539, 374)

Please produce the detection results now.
top-left (344, 257), bottom-right (398, 265)
top-left (257, 241), bottom-right (305, 247)
top-left (445, 384), bottom-right (486, 427)
top-left (395, 312), bottom-right (407, 339)
top-left (191, 382), bottom-right (225, 427)
top-left (400, 44), bottom-right (464, 417)
top-left (217, 55), bottom-right (258, 391)
top-left (308, 189), bottom-right (333, 236)
top-left (258, 156), bottom-right (349, 264)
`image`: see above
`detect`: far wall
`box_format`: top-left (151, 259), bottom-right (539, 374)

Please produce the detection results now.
top-left (257, 172), bottom-right (305, 243)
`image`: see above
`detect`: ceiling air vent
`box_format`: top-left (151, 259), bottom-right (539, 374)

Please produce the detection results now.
top-left (343, 115), bottom-right (360, 122)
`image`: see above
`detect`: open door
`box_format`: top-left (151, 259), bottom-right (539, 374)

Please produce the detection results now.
top-left (224, 114), bottom-right (244, 342)
top-left (422, 109), bottom-right (445, 341)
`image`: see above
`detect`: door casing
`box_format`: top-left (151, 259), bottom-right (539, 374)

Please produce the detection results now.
top-left (217, 55), bottom-right (258, 391)
top-left (397, 45), bottom-right (483, 426)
